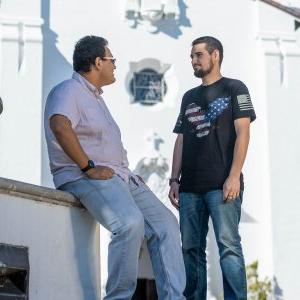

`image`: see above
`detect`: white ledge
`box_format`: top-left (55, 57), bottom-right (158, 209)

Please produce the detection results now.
top-left (0, 177), bottom-right (83, 208)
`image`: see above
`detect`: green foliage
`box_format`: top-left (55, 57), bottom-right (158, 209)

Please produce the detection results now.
top-left (246, 260), bottom-right (272, 300)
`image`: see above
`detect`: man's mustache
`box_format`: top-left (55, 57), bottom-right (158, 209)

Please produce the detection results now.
top-left (193, 65), bottom-right (201, 68)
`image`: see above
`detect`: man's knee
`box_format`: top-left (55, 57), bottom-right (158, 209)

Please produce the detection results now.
top-left (118, 214), bottom-right (145, 238)
top-left (158, 210), bottom-right (180, 240)
top-left (217, 232), bottom-right (243, 260)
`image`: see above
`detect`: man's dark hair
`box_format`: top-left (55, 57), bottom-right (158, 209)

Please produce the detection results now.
top-left (192, 36), bottom-right (223, 66)
top-left (73, 35), bottom-right (108, 73)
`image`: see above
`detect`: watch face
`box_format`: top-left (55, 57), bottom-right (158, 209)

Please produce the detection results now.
top-left (88, 160), bottom-right (95, 168)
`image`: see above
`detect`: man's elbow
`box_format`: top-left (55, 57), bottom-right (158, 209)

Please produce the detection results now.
top-left (49, 115), bottom-right (70, 136)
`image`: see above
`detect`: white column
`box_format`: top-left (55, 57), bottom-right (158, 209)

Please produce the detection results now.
top-left (0, 16), bottom-right (43, 184)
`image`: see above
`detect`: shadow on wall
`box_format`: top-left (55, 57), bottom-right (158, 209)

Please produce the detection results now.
top-left (70, 209), bottom-right (100, 300)
top-left (273, 276), bottom-right (284, 300)
top-left (151, 0), bottom-right (191, 38)
top-left (0, 97), bottom-right (3, 115)
top-left (41, 0), bottom-right (73, 187)
top-left (128, 0), bottom-right (192, 39)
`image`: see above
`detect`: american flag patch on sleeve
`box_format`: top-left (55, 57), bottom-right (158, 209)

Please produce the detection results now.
top-left (237, 94), bottom-right (253, 111)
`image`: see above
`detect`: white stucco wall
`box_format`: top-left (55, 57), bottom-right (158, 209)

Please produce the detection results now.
top-left (0, 178), bottom-right (101, 300)
top-left (40, 0), bottom-right (260, 183)
top-left (0, 1), bottom-right (43, 184)
top-left (255, 3), bottom-right (300, 298)
top-left (265, 52), bottom-right (300, 300)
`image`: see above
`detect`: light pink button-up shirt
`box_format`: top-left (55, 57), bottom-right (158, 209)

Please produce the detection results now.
top-left (44, 72), bottom-right (133, 188)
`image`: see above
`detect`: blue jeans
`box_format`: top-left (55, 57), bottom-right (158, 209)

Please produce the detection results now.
top-left (59, 175), bottom-right (186, 300)
top-left (179, 190), bottom-right (246, 300)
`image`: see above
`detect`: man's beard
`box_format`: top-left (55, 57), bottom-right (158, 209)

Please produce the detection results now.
top-left (194, 61), bottom-right (214, 78)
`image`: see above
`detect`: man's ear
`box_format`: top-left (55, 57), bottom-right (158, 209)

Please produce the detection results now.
top-left (94, 57), bottom-right (102, 70)
top-left (213, 49), bottom-right (220, 64)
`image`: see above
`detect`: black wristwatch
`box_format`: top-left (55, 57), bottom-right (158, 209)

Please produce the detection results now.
top-left (169, 178), bottom-right (179, 186)
top-left (81, 160), bottom-right (95, 173)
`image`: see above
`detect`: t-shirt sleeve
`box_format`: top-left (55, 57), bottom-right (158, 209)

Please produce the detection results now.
top-left (46, 84), bottom-right (80, 128)
top-left (173, 96), bottom-right (187, 134)
top-left (231, 81), bottom-right (256, 122)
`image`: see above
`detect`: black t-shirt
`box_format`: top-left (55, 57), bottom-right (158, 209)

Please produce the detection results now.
top-left (173, 77), bottom-right (256, 193)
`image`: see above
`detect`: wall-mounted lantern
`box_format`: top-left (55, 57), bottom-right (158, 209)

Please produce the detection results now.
top-left (125, 0), bottom-right (179, 23)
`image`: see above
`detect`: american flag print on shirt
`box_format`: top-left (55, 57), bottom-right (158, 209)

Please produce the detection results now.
top-left (185, 97), bottom-right (230, 138)
top-left (237, 94), bottom-right (253, 111)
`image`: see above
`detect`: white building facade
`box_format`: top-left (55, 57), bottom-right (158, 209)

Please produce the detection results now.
top-left (1, 0), bottom-right (300, 299)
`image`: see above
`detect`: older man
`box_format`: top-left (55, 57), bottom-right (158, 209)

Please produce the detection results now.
top-left (44, 35), bottom-right (185, 300)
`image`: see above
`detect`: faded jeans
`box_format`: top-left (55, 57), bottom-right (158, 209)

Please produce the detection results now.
top-left (59, 175), bottom-right (186, 300)
top-left (179, 190), bottom-right (247, 300)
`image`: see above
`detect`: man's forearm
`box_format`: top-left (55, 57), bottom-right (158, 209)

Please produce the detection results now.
top-left (229, 129), bottom-right (250, 178)
top-left (223, 118), bottom-right (251, 200)
top-left (171, 134), bottom-right (183, 179)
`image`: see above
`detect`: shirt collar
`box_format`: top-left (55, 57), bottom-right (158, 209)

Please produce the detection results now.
top-left (72, 72), bottom-right (103, 97)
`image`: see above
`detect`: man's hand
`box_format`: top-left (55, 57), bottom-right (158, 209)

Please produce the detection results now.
top-left (86, 166), bottom-right (114, 180)
top-left (223, 175), bottom-right (240, 202)
top-left (168, 182), bottom-right (180, 209)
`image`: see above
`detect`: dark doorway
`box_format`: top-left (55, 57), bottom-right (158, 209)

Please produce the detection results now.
top-left (132, 279), bottom-right (158, 300)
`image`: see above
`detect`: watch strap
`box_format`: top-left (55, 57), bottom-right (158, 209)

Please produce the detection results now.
top-left (169, 178), bottom-right (179, 186)
top-left (81, 160), bottom-right (95, 173)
